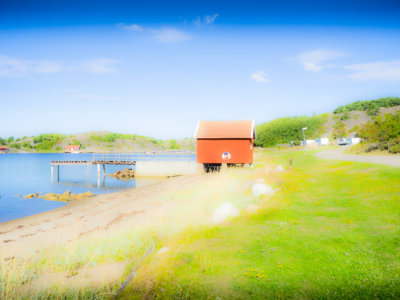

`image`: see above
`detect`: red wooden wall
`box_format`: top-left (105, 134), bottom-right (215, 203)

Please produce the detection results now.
top-left (196, 139), bottom-right (253, 164)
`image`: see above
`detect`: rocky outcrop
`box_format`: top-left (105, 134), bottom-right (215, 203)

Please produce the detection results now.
top-left (108, 168), bottom-right (135, 180)
top-left (24, 191), bottom-right (94, 202)
top-left (23, 193), bottom-right (39, 199)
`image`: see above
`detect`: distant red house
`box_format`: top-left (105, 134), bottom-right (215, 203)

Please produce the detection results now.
top-left (65, 145), bottom-right (80, 153)
top-left (0, 146), bottom-right (9, 154)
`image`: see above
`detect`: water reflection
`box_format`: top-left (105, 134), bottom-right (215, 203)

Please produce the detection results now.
top-left (54, 178), bottom-right (136, 191)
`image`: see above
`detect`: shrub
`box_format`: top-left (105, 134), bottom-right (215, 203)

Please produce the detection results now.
top-left (33, 134), bottom-right (65, 151)
top-left (168, 139), bottom-right (180, 150)
top-left (389, 144), bottom-right (400, 153)
top-left (22, 141), bottom-right (32, 149)
top-left (9, 143), bottom-right (20, 149)
top-left (332, 120), bottom-right (347, 139)
top-left (358, 112), bottom-right (400, 150)
top-left (340, 112), bottom-right (350, 121)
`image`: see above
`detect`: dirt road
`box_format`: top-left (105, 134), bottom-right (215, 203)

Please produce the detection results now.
top-left (315, 147), bottom-right (400, 167)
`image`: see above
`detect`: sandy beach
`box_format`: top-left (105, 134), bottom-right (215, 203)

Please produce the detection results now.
top-left (0, 174), bottom-right (206, 259)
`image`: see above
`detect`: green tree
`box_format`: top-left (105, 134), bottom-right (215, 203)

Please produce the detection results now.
top-left (255, 114), bottom-right (328, 147)
top-left (358, 112), bottom-right (400, 150)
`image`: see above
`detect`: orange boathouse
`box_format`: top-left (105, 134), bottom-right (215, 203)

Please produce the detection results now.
top-left (65, 145), bottom-right (81, 153)
top-left (0, 146), bottom-right (9, 154)
top-left (194, 120), bottom-right (256, 171)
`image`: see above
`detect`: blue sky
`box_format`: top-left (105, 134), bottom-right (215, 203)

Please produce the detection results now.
top-left (1, 0), bottom-right (400, 138)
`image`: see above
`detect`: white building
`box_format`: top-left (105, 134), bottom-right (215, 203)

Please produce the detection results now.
top-left (346, 137), bottom-right (361, 145)
top-left (316, 138), bottom-right (330, 146)
top-left (301, 140), bottom-right (316, 146)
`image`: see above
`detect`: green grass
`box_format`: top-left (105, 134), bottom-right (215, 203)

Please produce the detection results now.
top-left (1, 149), bottom-right (399, 299)
top-left (122, 150), bottom-right (400, 299)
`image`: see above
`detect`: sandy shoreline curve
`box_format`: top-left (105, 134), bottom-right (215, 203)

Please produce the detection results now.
top-left (0, 174), bottom-right (206, 258)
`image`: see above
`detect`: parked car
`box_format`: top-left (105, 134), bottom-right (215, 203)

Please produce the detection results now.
top-left (337, 138), bottom-right (349, 146)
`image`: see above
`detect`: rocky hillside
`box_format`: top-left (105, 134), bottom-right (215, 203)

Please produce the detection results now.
top-left (0, 132), bottom-right (194, 153)
top-left (323, 105), bottom-right (400, 139)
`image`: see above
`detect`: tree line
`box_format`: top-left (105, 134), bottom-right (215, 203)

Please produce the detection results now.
top-left (334, 97), bottom-right (400, 116)
top-left (255, 114), bottom-right (328, 147)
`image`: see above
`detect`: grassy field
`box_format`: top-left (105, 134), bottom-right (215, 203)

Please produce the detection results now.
top-left (122, 149), bottom-right (400, 299)
top-left (1, 149), bottom-right (399, 299)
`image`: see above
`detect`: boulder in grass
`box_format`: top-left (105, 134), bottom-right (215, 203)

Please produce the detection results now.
top-left (246, 204), bottom-right (259, 213)
top-left (276, 165), bottom-right (284, 172)
top-left (213, 202), bottom-right (240, 224)
top-left (251, 183), bottom-right (275, 197)
top-left (157, 247), bottom-right (169, 255)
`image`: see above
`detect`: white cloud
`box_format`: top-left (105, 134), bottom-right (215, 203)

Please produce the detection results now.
top-left (79, 59), bottom-right (120, 74)
top-left (119, 23), bottom-right (190, 43)
top-left (0, 55), bottom-right (120, 77)
top-left (345, 60), bottom-right (400, 81)
top-left (0, 55), bottom-right (28, 77)
top-left (149, 28), bottom-right (190, 43)
top-left (119, 23), bottom-right (143, 32)
top-left (34, 61), bottom-right (63, 73)
top-left (295, 49), bottom-right (346, 72)
top-left (250, 71), bottom-right (270, 83)
top-left (67, 92), bottom-right (118, 102)
top-left (0, 55), bottom-right (63, 76)
top-left (193, 13), bottom-right (218, 27)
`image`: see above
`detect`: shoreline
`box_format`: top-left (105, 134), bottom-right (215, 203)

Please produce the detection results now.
top-left (0, 174), bottom-right (206, 258)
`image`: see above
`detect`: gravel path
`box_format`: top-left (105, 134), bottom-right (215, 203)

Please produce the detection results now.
top-left (315, 147), bottom-right (400, 167)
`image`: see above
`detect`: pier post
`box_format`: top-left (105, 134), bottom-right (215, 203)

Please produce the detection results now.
top-left (97, 164), bottom-right (101, 186)
top-left (97, 164), bottom-right (100, 187)
top-left (51, 165), bottom-right (54, 183)
top-left (57, 165), bottom-right (60, 182)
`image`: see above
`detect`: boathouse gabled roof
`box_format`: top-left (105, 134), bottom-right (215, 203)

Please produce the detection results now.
top-left (194, 120), bottom-right (256, 139)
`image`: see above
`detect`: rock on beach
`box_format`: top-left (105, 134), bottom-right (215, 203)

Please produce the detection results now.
top-left (25, 190), bottom-right (94, 202)
top-left (108, 169), bottom-right (135, 180)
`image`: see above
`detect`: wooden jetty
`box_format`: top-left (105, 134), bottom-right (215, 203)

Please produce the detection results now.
top-left (50, 152), bottom-right (196, 183)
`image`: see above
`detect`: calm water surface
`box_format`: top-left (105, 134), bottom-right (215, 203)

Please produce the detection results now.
top-left (0, 153), bottom-right (163, 223)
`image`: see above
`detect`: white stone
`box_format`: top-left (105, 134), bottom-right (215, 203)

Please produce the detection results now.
top-left (251, 183), bottom-right (275, 197)
top-left (246, 204), bottom-right (259, 213)
top-left (157, 247), bottom-right (169, 255)
top-left (276, 165), bottom-right (284, 171)
top-left (213, 202), bottom-right (240, 224)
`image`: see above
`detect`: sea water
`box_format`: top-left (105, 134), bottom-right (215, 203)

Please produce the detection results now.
top-left (0, 153), bottom-right (163, 223)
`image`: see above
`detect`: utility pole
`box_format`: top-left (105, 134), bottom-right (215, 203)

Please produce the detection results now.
top-left (302, 127), bottom-right (308, 155)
